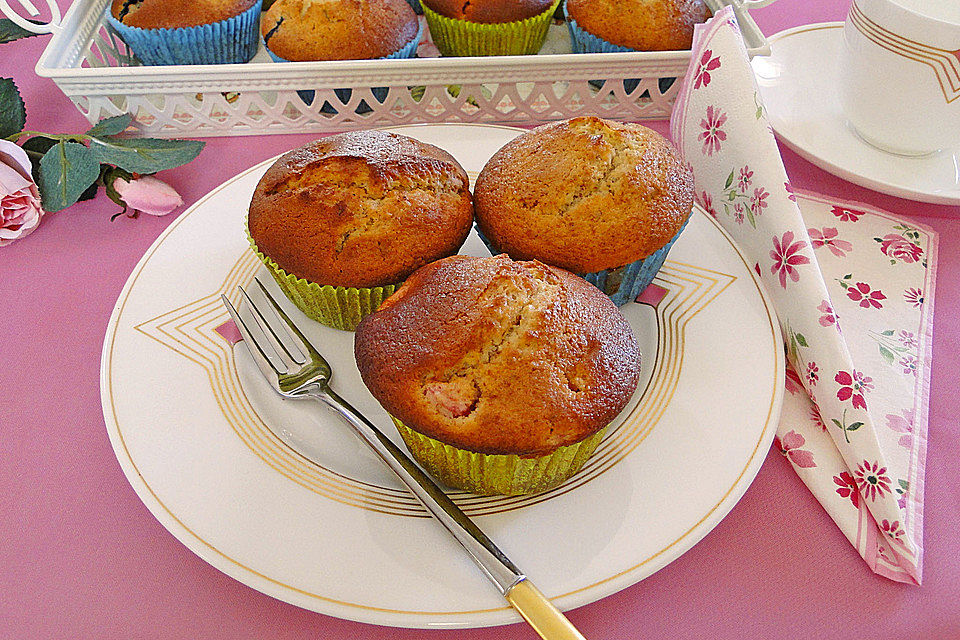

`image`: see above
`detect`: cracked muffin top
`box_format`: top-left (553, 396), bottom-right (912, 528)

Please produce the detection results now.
top-left (422, 0), bottom-right (555, 23)
top-left (261, 0), bottom-right (418, 61)
top-left (565, 0), bottom-right (710, 51)
top-left (473, 116), bottom-right (694, 274)
top-left (110, 0), bottom-right (257, 28)
top-left (354, 254), bottom-right (642, 456)
top-left (248, 130), bottom-right (474, 288)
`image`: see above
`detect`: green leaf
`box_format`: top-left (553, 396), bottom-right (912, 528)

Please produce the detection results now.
top-left (0, 18), bottom-right (41, 44)
top-left (881, 329), bottom-right (895, 336)
top-left (843, 273), bottom-right (852, 280)
top-left (796, 334), bottom-right (808, 347)
top-left (724, 169), bottom-right (735, 189)
top-left (831, 418), bottom-right (843, 429)
top-left (847, 422), bottom-right (864, 431)
top-left (878, 345), bottom-right (896, 365)
top-left (37, 142), bottom-right (101, 212)
top-left (899, 479), bottom-right (909, 491)
top-left (0, 77), bottom-right (26, 138)
top-left (745, 207), bottom-right (756, 229)
top-left (87, 136), bottom-right (204, 174)
top-left (21, 135), bottom-right (58, 181)
top-left (86, 114), bottom-right (134, 137)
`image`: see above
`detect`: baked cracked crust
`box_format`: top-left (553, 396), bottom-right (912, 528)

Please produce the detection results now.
top-left (110, 0), bottom-right (257, 28)
top-left (261, 0), bottom-right (418, 61)
top-left (354, 254), bottom-right (642, 456)
top-left (474, 116), bottom-right (694, 274)
top-left (422, 0), bottom-right (555, 23)
top-left (565, 0), bottom-right (710, 51)
top-left (248, 130), bottom-right (474, 288)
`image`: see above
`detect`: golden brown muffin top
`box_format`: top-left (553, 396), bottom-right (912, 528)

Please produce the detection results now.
top-left (566, 0), bottom-right (710, 51)
top-left (248, 130), bottom-right (474, 288)
top-left (262, 0), bottom-right (418, 61)
top-left (422, 0), bottom-right (555, 23)
top-left (355, 255), bottom-right (642, 456)
top-left (474, 116), bottom-right (694, 274)
top-left (110, 0), bottom-right (258, 28)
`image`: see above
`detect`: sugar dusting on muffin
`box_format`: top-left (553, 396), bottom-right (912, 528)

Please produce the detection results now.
top-left (355, 254), bottom-right (641, 456)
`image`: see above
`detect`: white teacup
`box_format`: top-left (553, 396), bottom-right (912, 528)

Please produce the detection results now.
top-left (839, 0), bottom-right (960, 156)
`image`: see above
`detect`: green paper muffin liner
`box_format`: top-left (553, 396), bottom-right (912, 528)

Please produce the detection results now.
top-left (392, 417), bottom-right (607, 495)
top-left (248, 237), bottom-right (398, 332)
top-left (422, 0), bottom-right (561, 56)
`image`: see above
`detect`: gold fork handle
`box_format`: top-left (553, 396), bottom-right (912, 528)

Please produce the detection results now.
top-left (313, 387), bottom-right (588, 640)
top-left (506, 580), bottom-right (588, 640)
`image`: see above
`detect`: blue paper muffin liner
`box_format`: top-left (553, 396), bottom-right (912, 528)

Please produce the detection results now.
top-left (265, 22), bottom-right (422, 111)
top-left (565, 15), bottom-right (675, 95)
top-left (106, 2), bottom-right (261, 66)
top-left (476, 215), bottom-right (690, 306)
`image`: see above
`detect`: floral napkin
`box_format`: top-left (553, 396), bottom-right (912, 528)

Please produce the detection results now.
top-left (669, 7), bottom-right (936, 584)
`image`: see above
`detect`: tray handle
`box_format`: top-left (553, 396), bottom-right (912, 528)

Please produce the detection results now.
top-left (0, 0), bottom-right (61, 34)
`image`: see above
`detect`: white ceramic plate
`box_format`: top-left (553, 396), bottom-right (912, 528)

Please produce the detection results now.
top-left (100, 124), bottom-right (784, 629)
top-left (753, 23), bottom-right (960, 206)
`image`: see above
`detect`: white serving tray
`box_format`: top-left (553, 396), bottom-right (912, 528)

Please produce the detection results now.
top-left (20, 0), bottom-right (772, 137)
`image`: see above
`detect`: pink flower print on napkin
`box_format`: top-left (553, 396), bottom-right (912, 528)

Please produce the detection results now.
top-left (845, 282), bottom-right (886, 309)
top-left (806, 361), bottom-right (819, 386)
top-left (810, 404), bottom-right (827, 432)
top-left (831, 205), bottom-right (864, 222)
top-left (886, 410), bottom-right (914, 449)
top-left (785, 365), bottom-right (803, 395)
top-left (881, 519), bottom-right (906, 542)
top-left (833, 472), bottom-right (860, 508)
top-left (738, 166), bottom-right (753, 191)
top-left (700, 191), bottom-right (717, 218)
top-left (699, 105), bottom-right (727, 156)
top-left (817, 300), bottom-right (838, 328)
top-left (903, 287), bottom-right (924, 308)
top-left (776, 430), bottom-right (817, 468)
top-left (836, 369), bottom-right (872, 410)
top-left (750, 187), bottom-right (769, 217)
top-left (694, 49), bottom-right (721, 89)
top-left (878, 233), bottom-right (923, 264)
top-left (769, 231), bottom-right (810, 289)
top-left (784, 181), bottom-right (797, 202)
top-left (899, 355), bottom-right (918, 376)
top-left (733, 202), bottom-right (745, 225)
top-left (898, 330), bottom-right (918, 349)
top-left (809, 227), bottom-right (853, 258)
top-left (855, 460), bottom-right (892, 501)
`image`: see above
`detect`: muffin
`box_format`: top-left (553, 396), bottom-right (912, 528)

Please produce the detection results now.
top-left (247, 130), bottom-right (474, 331)
top-left (421, 0), bottom-right (561, 56)
top-left (262, 0), bottom-right (421, 108)
top-left (474, 116), bottom-right (694, 306)
top-left (107, 0), bottom-right (261, 65)
top-left (262, 0), bottom-right (420, 62)
top-left (565, 0), bottom-right (711, 52)
top-left (355, 254), bottom-right (642, 495)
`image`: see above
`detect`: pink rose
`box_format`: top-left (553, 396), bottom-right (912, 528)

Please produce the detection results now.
top-left (113, 175), bottom-right (183, 216)
top-left (879, 233), bottom-right (922, 263)
top-left (0, 139), bottom-right (44, 246)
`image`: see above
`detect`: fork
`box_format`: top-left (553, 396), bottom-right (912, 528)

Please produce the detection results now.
top-left (222, 277), bottom-right (588, 640)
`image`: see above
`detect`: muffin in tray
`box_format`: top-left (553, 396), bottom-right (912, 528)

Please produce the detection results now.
top-left (107, 0), bottom-right (261, 65)
top-left (247, 130), bottom-right (474, 331)
top-left (565, 0), bottom-right (711, 52)
top-left (473, 116), bottom-right (694, 306)
top-left (261, 0), bottom-right (421, 108)
top-left (421, 0), bottom-right (561, 56)
top-left (354, 254), bottom-right (642, 495)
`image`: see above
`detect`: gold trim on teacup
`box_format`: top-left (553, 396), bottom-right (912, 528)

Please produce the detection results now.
top-left (849, 1), bottom-right (960, 103)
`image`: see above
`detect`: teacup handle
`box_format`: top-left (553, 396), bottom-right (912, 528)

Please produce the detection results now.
top-left (0, 0), bottom-right (61, 34)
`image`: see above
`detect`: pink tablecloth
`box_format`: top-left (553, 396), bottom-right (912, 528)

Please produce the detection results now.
top-left (2, 2), bottom-right (959, 638)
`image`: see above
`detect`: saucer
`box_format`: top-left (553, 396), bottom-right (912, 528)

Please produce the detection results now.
top-left (752, 22), bottom-right (960, 206)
